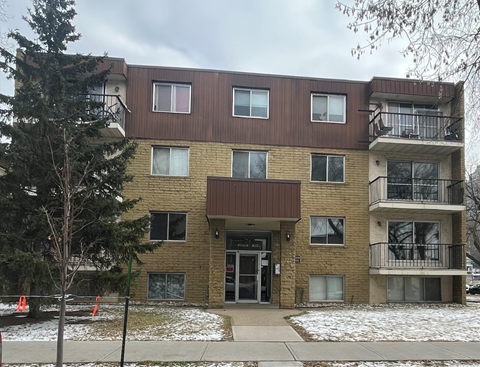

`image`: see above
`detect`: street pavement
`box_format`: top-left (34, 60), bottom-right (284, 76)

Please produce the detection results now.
top-left (3, 341), bottom-right (480, 363)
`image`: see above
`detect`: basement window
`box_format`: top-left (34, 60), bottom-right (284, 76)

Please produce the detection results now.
top-left (148, 273), bottom-right (185, 300)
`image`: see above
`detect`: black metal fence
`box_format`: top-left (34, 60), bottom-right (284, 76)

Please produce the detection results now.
top-left (370, 243), bottom-right (464, 269)
top-left (369, 111), bottom-right (462, 141)
top-left (84, 94), bottom-right (127, 130)
top-left (370, 177), bottom-right (464, 205)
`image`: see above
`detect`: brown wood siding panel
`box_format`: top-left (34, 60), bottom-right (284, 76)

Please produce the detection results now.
top-left (99, 58), bottom-right (128, 79)
top-left (369, 78), bottom-right (455, 99)
top-left (125, 67), bottom-right (370, 150)
top-left (206, 177), bottom-right (301, 219)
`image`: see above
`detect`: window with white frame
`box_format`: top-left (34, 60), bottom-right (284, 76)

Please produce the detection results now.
top-left (153, 83), bottom-right (191, 113)
top-left (233, 88), bottom-right (269, 118)
top-left (311, 94), bottom-right (346, 123)
top-left (387, 276), bottom-right (441, 302)
top-left (152, 147), bottom-right (189, 176)
top-left (311, 217), bottom-right (344, 245)
top-left (309, 275), bottom-right (344, 301)
top-left (150, 212), bottom-right (187, 241)
top-left (232, 150), bottom-right (267, 178)
top-left (148, 273), bottom-right (185, 300)
top-left (311, 154), bottom-right (344, 182)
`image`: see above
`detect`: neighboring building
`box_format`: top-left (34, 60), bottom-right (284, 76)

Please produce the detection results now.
top-left (95, 58), bottom-right (467, 307)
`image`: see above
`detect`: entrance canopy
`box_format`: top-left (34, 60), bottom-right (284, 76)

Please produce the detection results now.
top-left (206, 176), bottom-right (301, 230)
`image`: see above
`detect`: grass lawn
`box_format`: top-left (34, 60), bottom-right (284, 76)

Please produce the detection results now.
top-left (0, 303), bottom-right (230, 341)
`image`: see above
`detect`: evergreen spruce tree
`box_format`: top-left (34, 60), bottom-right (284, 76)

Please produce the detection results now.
top-left (0, 1), bottom-right (160, 364)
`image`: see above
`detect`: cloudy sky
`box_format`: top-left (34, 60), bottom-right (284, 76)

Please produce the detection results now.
top-left (1, 0), bottom-right (413, 96)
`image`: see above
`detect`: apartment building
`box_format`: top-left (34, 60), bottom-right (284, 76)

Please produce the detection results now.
top-left (96, 58), bottom-right (466, 307)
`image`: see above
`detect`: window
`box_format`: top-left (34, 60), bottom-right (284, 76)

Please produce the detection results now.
top-left (233, 88), bottom-right (269, 118)
top-left (311, 94), bottom-right (346, 123)
top-left (309, 275), bottom-right (344, 301)
top-left (150, 212), bottom-right (187, 241)
top-left (232, 150), bottom-right (267, 178)
top-left (153, 83), bottom-right (191, 113)
top-left (387, 277), bottom-right (441, 302)
top-left (152, 147), bottom-right (189, 176)
top-left (387, 102), bottom-right (440, 138)
top-left (148, 273), bottom-right (185, 300)
top-left (387, 161), bottom-right (439, 201)
top-left (388, 221), bottom-right (440, 261)
top-left (311, 155), bottom-right (344, 182)
top-left (310, 217), bottom-right (344, 245)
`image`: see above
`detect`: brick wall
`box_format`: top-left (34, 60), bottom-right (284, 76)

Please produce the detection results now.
top-left (209, 219), bottom-right (226, 308)
top-left (124, 139), bottom-right (370, 305)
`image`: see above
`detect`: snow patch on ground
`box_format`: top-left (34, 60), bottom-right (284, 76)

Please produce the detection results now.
top-left (0, 303), bottom-right (225, 341)
top-left (100, 304), bottom-right (226, 341)
top-left (290, 303), bottom-right (480, 342)
top-left (3, 364), bottom-right (247, 367)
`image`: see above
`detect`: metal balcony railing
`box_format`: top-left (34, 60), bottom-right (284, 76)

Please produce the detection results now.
top-left (370, 242), bottom-right (464, 269)
top-left (370, 177), bottom-right (464, 205)
top-left (84, 94), bottom-right (129, 130)
top-left (369, 111), bottom-right (462, 141)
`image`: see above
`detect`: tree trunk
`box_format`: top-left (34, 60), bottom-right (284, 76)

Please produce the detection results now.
top-left (27, 283), bottom-right (41, 319)
top-left (56, 292), bottom-right (66, 367)
top-left (27, 298), bottom-right (42, 319)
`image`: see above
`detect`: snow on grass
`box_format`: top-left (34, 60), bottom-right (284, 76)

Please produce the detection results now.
top-left (3, 364), bottom-right (251, 367)
top-left (86, 304), bottom-right (226, 341)
top-left (290, 303), bottom-right (480, 342)
top-left (0, 303), bottom-right (226, 341)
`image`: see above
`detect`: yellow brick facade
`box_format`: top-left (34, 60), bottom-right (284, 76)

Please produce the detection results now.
top-left (123, 139), bottom-right (370, 305)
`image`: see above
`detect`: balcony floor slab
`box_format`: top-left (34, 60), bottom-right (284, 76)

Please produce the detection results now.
top-left (369, 268), bottom-right (467, 276)
top-left (370, 202), bottom-right (465, 214)
top-left (100, 123), bottom-right (125, 138)
top-left (369, 137), bottom-right (463, 155)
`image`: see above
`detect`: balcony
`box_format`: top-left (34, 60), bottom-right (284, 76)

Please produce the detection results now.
top-left (369, 177), bottom-right (465, 213)
top-left (370, 243), bottom-right (466, 275)
top-left (369, 111), bottom-right (463, 155)
top-left (206, 177), bottom-right (301, 230)
top-left (85, 94), bottom-right (129, 138)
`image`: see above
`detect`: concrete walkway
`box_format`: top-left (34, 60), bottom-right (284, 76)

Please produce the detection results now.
top-left (3, 341), bottom-right (480, 363)
top-left (209, 306), bottom-right (304, 341)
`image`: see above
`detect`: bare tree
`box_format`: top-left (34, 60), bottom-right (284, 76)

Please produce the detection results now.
top-left (336, 0), bottom-right (480, 147)
top-left (466, 165), bottom-right (480, 265)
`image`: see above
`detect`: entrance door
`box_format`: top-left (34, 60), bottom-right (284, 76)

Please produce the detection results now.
top-left (224, 232), bottom-right (272, 304)
top-left (238, 254), bottom-right (259, 302)
top-left (225, 251), bottom-right (265, 303)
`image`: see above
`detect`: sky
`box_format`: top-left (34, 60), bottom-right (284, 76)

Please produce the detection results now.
top-left (0, 0), bottom-right (413, 97)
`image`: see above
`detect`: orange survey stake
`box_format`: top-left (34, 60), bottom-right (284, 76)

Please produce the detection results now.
top-left (91, 295), bottom-right (100, 316)
top-left (16, 296), bottom-right (27, 313)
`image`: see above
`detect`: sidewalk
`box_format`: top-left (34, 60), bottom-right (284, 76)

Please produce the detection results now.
top-left (3, 341), bottom-right (480, 363)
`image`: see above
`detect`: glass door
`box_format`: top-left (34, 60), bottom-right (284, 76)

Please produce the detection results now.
top-left (238, 254), bottom-right (259, 302)
top-left (387, 161), bottom-right (413, 200)
top-left (225, 253), bottom-right (236, 302)
top-left (413, 162), bottom-right (439, 201)
top-left (414, 104), bottom-right (440, 139)
top-left (387, 161), bottom-right (439, 202)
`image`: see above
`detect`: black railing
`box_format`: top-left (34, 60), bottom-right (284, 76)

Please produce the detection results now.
top-left (370, 243), bottom-right (464, 269)
top-left (84, 94), bottom-right (128, 130)
top-left (370, 177), bottom-right (464, 205)
top-left (369, 111), bottom-right (462, 141)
